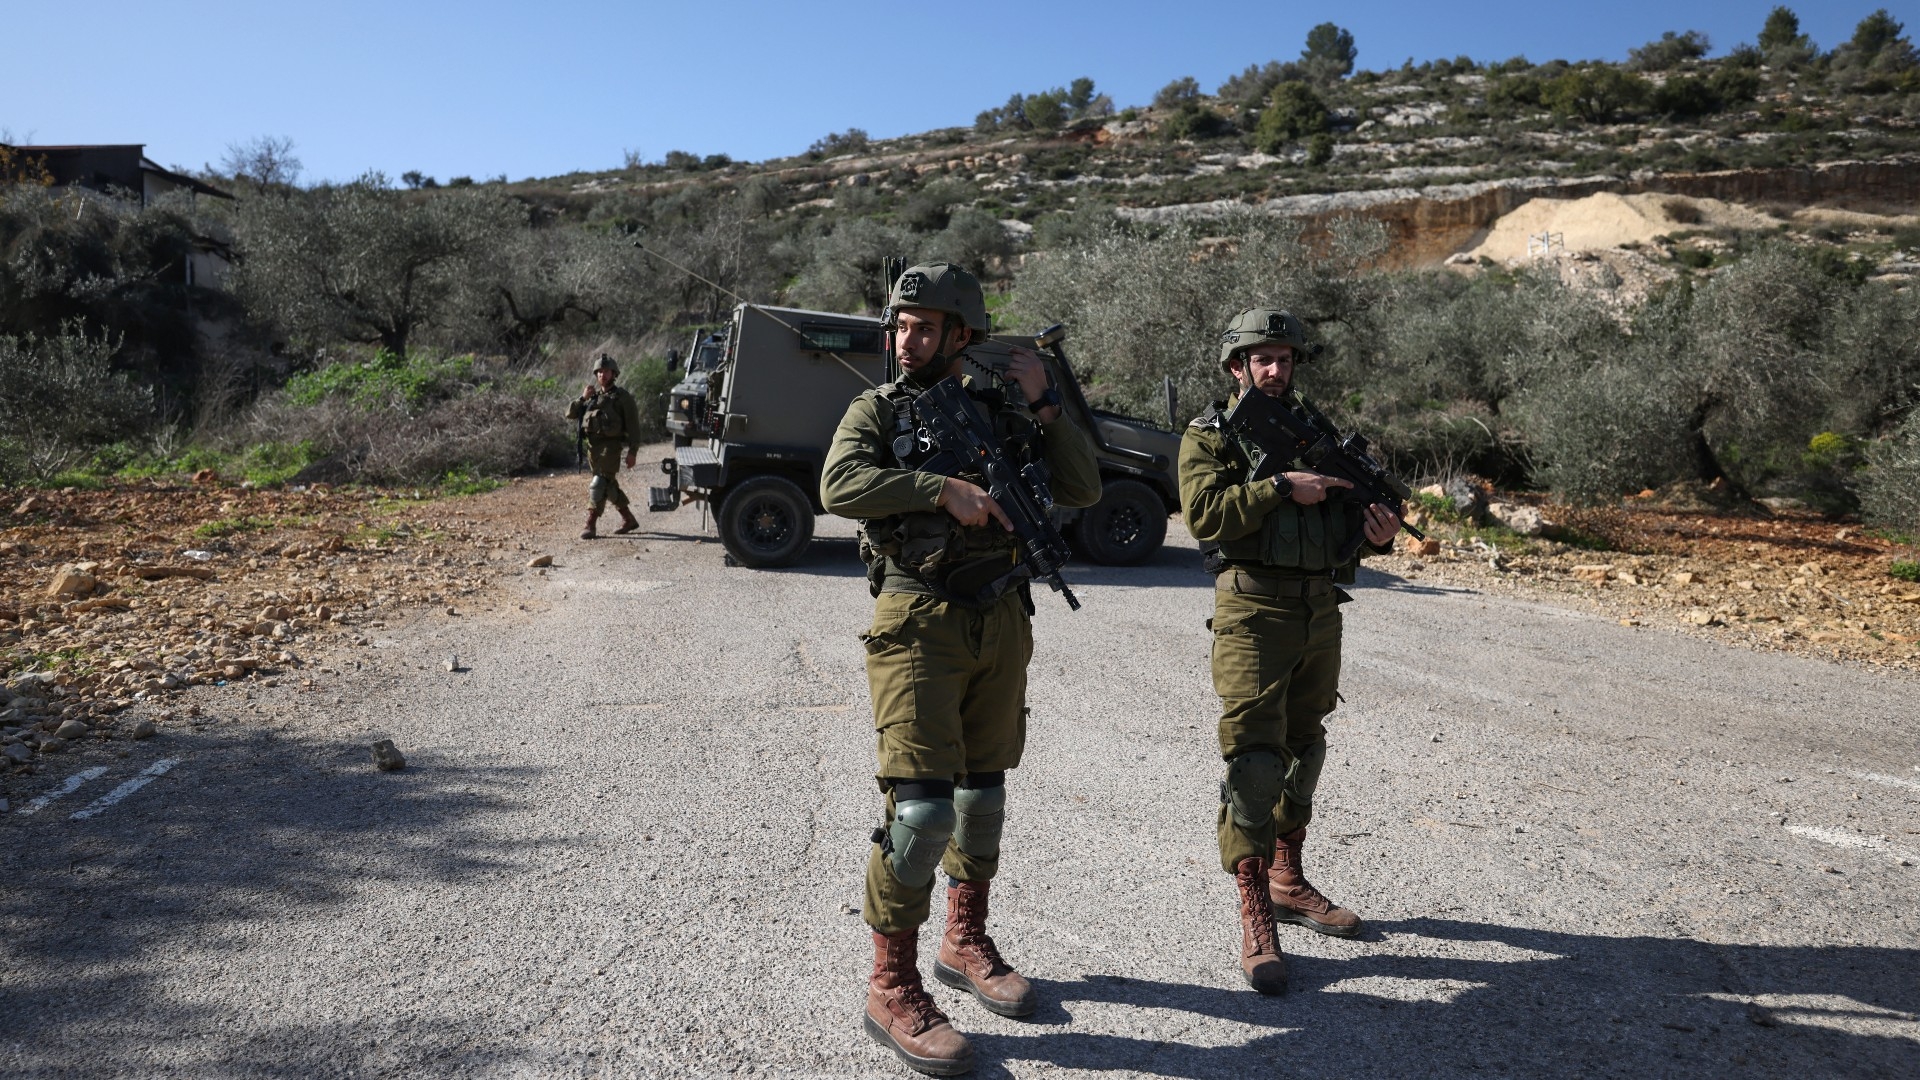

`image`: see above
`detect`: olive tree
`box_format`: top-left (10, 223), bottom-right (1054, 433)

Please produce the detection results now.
top-left (1005, 211), bottom-right (1385, 420)
top-left (232, 174), bottom-right (520, 357)
top-left (0, 323), bottom-right (150, 482)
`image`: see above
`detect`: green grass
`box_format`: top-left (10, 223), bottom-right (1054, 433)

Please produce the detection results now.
top-left (1891, 560), bottom-right (1920, 583)
top-left (193, 515), bottom-right (291, 538)
top-left (438, 470), bottom-right (504, 497)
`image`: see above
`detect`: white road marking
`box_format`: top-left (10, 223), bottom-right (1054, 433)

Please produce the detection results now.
top-left (1785, 824), bottom-right (1920, 866)
top-left (1851, 770), bottom-right (1920, 793)
top-left (15, 766), bottom-right (109, 815)
top-left (69, 758), bottom-right (180, 821)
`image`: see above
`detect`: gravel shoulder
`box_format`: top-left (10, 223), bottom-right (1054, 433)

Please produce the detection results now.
top-left (3, 466), bottom-right (1917, 1078)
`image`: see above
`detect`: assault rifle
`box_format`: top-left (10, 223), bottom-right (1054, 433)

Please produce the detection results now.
top-left (912, 375), bottom-right (1082, 611)
top-left (1221, 389), bottom-right (1427, 563)
top-left (574, 398), bottom-right (587, 471)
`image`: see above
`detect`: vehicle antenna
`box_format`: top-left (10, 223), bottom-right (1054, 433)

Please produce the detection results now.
top-left (631, 238), bottom-right (876, 388)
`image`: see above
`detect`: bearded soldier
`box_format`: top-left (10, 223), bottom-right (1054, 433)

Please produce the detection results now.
top-left (565, 354), bottom-right (642, 539)
top-left (1179, 309), bottom-right (1400, 995)
top-left (821, 262), bottom-right (1101, 1075)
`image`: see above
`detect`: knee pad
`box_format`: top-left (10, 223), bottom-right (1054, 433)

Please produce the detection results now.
top-left (953, 775), bottom-right (1006, 860)
top-left (589, 474), bottom-right (610, 504)
top-left (1222, 751), bottom-right (1284, 831)
top-left (1284, 740), bottom-right (1328, 809)
top-left (887, 796), bottom-right (956, 888)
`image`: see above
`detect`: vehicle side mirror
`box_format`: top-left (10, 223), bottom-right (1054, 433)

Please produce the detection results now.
top-left (1164, 376), bottom-right (1179, 432)
top-left (666, 348), bottom-right (681, 373)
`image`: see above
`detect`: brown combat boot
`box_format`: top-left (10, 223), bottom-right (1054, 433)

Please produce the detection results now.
top-left (580, 510), bottom-right (599, 540)
top-left (1269, 827), bottom-right (1364, 938)
top-left (865, 929), bottom-right (974, 1076)
top-left (933, 879), bottom-right (1036, 1018)
top-left (613, 504), bottom-right (640, 534)
top-left (1234, 856), bottom-right (1288, 994)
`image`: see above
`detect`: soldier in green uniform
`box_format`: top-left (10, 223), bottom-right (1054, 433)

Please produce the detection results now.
top-left (565, 354), bottom-right (643, 540)
top-left (821, 263), bottom-right (1101, 1075)
top-left (1178, 308), bottom-right (1400, 995)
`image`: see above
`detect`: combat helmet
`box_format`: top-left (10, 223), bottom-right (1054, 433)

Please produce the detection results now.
top-left (1217, 308), bottom-right (1316, 374)
top-left (592, 353), bottom-right (620, 376)
top-left (883, 262), bottom-right (991, 342)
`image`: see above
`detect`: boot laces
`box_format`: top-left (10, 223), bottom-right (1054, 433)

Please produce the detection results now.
top-left (1236, 866), bottom-right (1278, 954)
top-left (895, 979), bottom-right (949, 1031)
top-left (955, 922), bottom-right (1010, 972)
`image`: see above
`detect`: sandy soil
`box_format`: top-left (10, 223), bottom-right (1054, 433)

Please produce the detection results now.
top-left (1465, 192), bottom-right (1781, 262)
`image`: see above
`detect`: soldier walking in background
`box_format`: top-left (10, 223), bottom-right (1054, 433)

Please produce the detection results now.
top-left (566, 354), bottom-right (642, 540)
top-left (821, 263), bottom-right (1101, 1075)
top-left (1178, 309), bottom-right (1401, 995)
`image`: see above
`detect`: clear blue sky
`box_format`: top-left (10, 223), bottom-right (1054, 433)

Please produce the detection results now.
top-left (1, 0), bottom-right (1897, 184)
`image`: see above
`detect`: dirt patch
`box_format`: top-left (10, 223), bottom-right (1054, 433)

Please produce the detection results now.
top-left (1386, 492), bottom-right (1920, 674)
top-left (0, 471), bottom-right (587, 795)
top-left (1466, 192), bottom-right (1780, 262)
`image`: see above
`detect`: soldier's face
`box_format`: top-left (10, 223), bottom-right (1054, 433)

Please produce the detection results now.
top-left (1233, 344), bottom-right (1294, 398)
top-left (595, 369), bottom-right (617, 389)
top-left (894, 308), bottom-right (968, 377)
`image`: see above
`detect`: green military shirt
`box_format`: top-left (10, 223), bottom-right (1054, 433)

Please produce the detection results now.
top-left (822, 372), bottom-right (1103, 595)
top-left (1179, 390), bottom-right (1378, 578)
top-left (566, 385), bottom-right (644, 454)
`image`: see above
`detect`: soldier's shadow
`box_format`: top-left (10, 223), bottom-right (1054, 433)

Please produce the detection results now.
top-left (958, 918), bottom-right (1920, 1078)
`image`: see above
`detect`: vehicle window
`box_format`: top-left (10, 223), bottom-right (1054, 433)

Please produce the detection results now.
top-left (798, 323), bottom-right (882, 354)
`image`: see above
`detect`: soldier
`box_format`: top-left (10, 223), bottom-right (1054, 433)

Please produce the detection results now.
top-left (821, 263), bottom-right (1101, 1075)
top-left (565, 354), bottom-right (643, 540)
top-left (1178, 308), bottom-right (1400, 995)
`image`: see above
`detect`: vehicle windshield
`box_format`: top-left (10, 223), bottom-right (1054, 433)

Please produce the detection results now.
top-left (688, 336), bottom-right (725, 373)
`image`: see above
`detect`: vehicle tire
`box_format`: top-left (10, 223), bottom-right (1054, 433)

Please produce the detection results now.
top-left (1075, 478), bottom-right (1167, 565)
top-left (717, 475), bottom-right (815, 568)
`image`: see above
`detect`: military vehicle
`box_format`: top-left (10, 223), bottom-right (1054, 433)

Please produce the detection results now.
top-left (664, 328), bottom-right (726, 446)
top-left (647, 303), bottom-right (1181, 569)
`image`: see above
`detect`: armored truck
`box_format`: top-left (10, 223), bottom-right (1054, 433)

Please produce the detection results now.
top-left (647, 302), bottom-right (1181, 569)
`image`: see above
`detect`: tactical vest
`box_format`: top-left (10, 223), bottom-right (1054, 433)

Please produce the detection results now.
top-left (857, 375), bottom-right (1037, 606)
top-left (582, 387), bottom-right (629, 439)
top-left (1196, 394), bottom-right (1365, 580)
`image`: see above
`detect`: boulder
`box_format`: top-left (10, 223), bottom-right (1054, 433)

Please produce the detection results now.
top-left (47, 566), bottom-right (98, 598)
top-left (371, 739), bottom-right (407, 772)
top-left (1486, 502), bottom-right (1552, 537)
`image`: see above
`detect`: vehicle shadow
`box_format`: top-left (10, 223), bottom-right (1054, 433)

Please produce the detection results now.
top-left (965, 918), bottom-right (1920, 1077)
top-left (0, 723), bottom-right (554, 1077)
top-left (1355, 564), bottom-right (1475, 597)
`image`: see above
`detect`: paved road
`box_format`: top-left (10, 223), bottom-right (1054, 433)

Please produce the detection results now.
top-left (5, 488), bottom-right (1918, 1078)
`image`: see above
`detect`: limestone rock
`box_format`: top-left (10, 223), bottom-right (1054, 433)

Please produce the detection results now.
top-left (131, 719), bottom-right (157, 740)
top-left (1572, 564), bottom-right (1613, 584)
top-left (48, 566), bottom-right (98, 598)
top-left (371, 739), bottom-right (407, 771)
top-left (1416, 538), bottom-right (1442, 557)
top-left (38, 737), bottom-right (67, 754)
top-left (1486, 501), bottom-right (1553, 537)
top-left (527, 554), bottom-right (554, 568)
top-left (53, 719), bottom-right (89, 740)
top-left (4, 743), bottom-right (32, 764)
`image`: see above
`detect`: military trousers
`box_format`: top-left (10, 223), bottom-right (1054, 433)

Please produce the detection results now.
top-left (1209, 574), bottom-right (1343, 872)
top-left (860, 588), bottom-right (1032, 934)
top-left (585, 440), bottom-right (630, 511)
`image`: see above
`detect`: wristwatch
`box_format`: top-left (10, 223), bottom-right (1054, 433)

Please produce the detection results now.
top-left (1032, 387), bottom-right (1064, 414)
top-left (1271, 474), bottom-right (1294, 500)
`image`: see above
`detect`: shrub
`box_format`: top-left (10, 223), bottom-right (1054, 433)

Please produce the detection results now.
top-left (1153, 76), bottom-right (1201, 109)
top-left (1629, 30), bottom-right (1711, 72)
top-left (1541, 67), bottom-right (1649, 123)
top-left (1254, 83), bottom-right (1330, 151)
top-left (810, 127), bottom-right (871, 157)
top-left (1162, 101), bottom-right (1233, 141)
top-left (0, 323), bottom-right (151, 484)
top-left (1651, 76), bottom-right (1721, 119)
top-left (1861, 411), bottom-right (1920, 532)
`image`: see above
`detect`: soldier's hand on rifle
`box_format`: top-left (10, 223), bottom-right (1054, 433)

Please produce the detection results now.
top-left (1283, 472), bottom-right (1352, 505)
top-left (939, 477), bottom-right (1014, 531)
top-left (581, 382), bottom-right (596, 399)
top-left (1005, 348), bottom-right (1061, 423)
top-left (1362, 502), bottom-right (1401, 547)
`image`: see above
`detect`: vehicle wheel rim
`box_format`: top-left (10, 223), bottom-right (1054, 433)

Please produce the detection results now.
top-left (1106, 506), bottom-right (1144, 549)
top-left (744, 499), bottom-right (792, 551)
